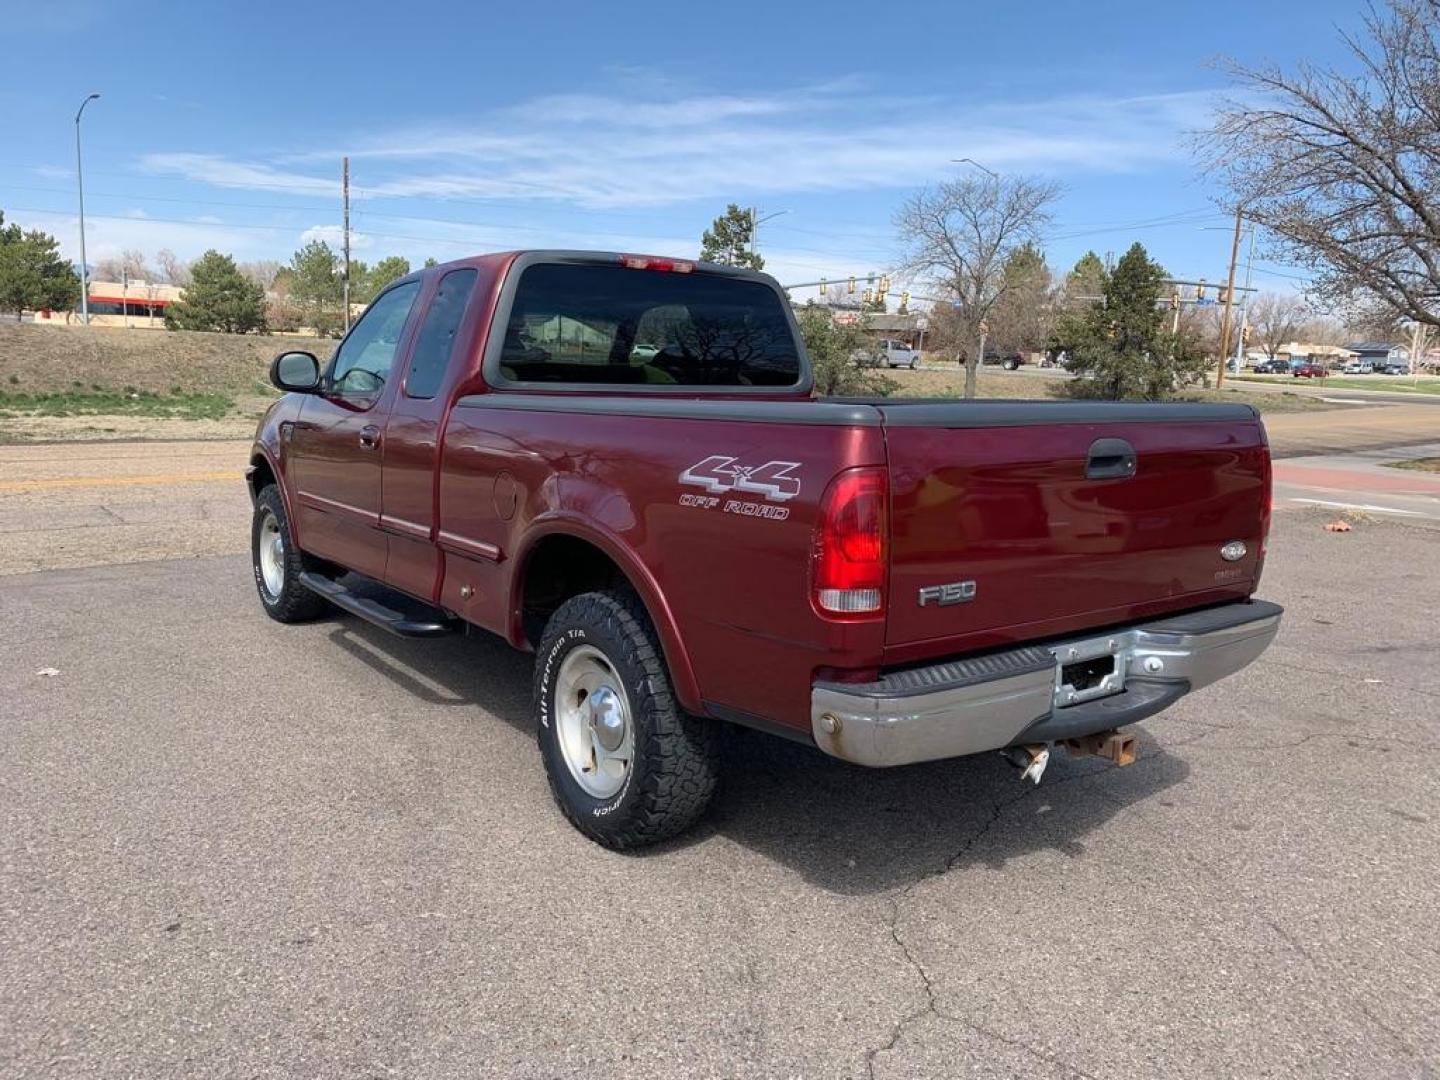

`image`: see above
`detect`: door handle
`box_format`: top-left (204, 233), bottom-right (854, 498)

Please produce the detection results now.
top-left (1085, 437), bottom-right (1136, 480)
top-left (359, 425), bottom-right (381, 450)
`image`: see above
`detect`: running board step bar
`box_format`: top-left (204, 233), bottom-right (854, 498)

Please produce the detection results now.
top-left (297, 571), bottom-right (456, 638)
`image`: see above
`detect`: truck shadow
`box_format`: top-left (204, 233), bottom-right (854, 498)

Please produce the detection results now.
top-left (324, 616), bottom-right (1189, 896)
top-left (703, 728), bottom-right (1189, 894)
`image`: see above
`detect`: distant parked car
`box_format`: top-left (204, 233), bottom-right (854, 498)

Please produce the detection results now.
top-left (1378, 360), bottom-right (1410, 375)
top-left (1343, 359), bottom-right (1375, 374)
top-left (870, 338), bottom-right (920, 369)
top-left (1292, 363), bottom-right (1328, 379)
top-left (979, 350), bottom-right (1026, 370)
top-left (1252, 358), bottom-right (1290, 374)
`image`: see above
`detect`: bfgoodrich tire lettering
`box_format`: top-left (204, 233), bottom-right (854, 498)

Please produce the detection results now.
top-left (535, 590), bottom-right (720, 849)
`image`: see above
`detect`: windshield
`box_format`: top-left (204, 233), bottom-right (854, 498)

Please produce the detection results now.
top-left (496, 262), bottom-right (803, 387)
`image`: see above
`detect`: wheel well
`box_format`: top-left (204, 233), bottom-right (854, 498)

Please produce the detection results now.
top-left (248, 455), bottom-right (276, 504)
top-left (519, 535), bottom-right (632, 648)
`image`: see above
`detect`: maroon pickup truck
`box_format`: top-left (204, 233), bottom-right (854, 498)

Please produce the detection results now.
top-left (248, 250), bottom-right (1281, 848)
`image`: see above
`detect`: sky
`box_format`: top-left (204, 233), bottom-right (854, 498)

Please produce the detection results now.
top-left (0, 0), bottom-right (1370, 305)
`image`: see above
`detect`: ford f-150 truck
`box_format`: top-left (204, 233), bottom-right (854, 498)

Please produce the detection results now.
top-left (248, 250), bottom-right (1281, 849)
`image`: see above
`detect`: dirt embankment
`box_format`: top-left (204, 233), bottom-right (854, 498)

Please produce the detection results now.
top-left (0, 322), bottom-right (332, 397)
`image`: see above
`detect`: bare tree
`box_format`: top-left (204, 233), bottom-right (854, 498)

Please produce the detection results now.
top-left (237, 260), bottom-right (283, 290)
top-left (154, 248), bottom-right (191, 287)
top-left (1202, 1), bottom-right (1440, 327)
top-left (94, 248), bottom-right (151, 283)
top-left (895, 172), bottom-right (1060, 396)
top-left (1248, 292), bottom-right (1310, 358)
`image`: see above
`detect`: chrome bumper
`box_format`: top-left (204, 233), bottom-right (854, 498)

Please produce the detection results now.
top-left (811, 600), bottom-right (1282, 768)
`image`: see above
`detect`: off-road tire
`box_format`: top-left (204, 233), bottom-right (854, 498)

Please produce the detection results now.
top-left (535, 589), bottom-right (720, 849)
top-left (252, 485), bottom-right (329, 623)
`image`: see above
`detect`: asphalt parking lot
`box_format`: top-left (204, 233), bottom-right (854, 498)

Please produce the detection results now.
top-left (3, 446), bottom-right (1438, 1078)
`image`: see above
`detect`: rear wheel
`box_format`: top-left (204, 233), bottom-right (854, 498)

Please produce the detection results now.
top-left (251, 485), bottom-right (328, 623)
top-left (535, 590), bottom-right (719, 849)
top-left (1003, 357), bottom-right (1020, 371)
top-left (909, 356), bottom-right (920, 369)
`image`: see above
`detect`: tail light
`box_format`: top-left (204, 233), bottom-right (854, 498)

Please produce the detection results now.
top-left (1256, 442), bottom-right (1273, 587)
top-left (812, 467), bottom-right (887, 617)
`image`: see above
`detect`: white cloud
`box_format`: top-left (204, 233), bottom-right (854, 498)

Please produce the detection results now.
top-left (139, 152), bottom-right (336, 194)
top-left (300, 224), bottom-right (374, 250)
top-left (138, 83), bottom-right (1217, 210)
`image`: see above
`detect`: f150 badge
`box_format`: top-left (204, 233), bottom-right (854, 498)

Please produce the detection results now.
top-left (918, 581), bottom-right (977, 607)
top-left (678, 455), bottom-right (800, 520)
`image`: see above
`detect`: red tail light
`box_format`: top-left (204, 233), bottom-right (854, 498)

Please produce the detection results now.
top-left (812, 467), bottom-right (887, 618)
top-left (1256, 441), bottom-right (1273, 587)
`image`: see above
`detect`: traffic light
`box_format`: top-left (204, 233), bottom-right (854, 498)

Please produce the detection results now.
top-left (1170, 291), bottom-right (1180, 310)
top-left (900, 290), bottom-right (910, 312)
top-left (1241, 324), bottom-right (1252, 345)
top-left (819, 277), bottom-right (828, 296)
top-left (1195, 281), bottom-right (1206, 301)
top-left (878, 274), bottom-right (891, 295)
top-left (862, 288), bottom-right (873, 304)
top-left (847, 276), bottom-right (856, 295)
top-left (1218, 287), bottom-right (1230, 305)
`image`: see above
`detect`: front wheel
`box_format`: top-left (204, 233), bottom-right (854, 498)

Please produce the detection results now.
top-left (252, 485), bottom-right (329, 623)
top-left (535, 590), bottom-right (720, 849)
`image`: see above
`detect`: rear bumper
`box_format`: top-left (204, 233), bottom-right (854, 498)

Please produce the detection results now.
top-left (810, 600), bottom-right (1282, 768)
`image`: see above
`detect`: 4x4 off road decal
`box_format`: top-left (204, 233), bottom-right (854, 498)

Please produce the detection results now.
top-left (679, 455), bottom-right (802, 502)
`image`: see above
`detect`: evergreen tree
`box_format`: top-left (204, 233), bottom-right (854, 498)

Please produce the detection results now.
top-left (797, 305), bottom-right (898, 396)
top-left (988, 242), bottom-right (1056, 353)
top-left (0, 212), bottom-right (81, 320)
top-left (164, 250), bottom-right (267, 333)
top-left (699, 204), bottom-right (764, 270)
top-left (1055, 242), bottom-right (1206, 400)
top-left (288, 240), bottom-right (345, 337)
top-left (1066, 251), bottom-right (1108, 301)
top-left (359, 255), bottom-right (411, 301)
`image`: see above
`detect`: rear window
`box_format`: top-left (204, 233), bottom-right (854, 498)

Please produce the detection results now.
top-left (495, 262), bottom-right (803, 387)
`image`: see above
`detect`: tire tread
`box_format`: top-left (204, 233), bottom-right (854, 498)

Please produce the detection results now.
top-left (536, 589), bottom-right (719, 849)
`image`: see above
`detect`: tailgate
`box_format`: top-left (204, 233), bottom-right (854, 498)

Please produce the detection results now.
top-left (879, 401), bottom-right (1269, 653)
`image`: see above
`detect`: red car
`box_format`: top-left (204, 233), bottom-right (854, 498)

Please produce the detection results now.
top-left (247, 250), bottom-right (1281, 848)
top-left (1292, 362), bottom-right (1328, 378)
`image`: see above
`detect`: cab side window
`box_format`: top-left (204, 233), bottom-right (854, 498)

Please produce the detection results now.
top-left (405, 269), bottom-right (477, 399)
top-left (328, 282), bottom-right (421, 396)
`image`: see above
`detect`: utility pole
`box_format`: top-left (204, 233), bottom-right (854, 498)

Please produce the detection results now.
top-left (74, 93), bottom-right (101, 326)
top-left (1215, 206), bottom-right (1244, 388)
top-left (342, 156), bottom-right (352, 334)
top-left (1233, 222), bottom-right (1257, 370)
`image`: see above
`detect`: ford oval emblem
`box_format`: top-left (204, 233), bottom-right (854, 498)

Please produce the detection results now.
top-left (1220, 540), bottom-right (1247, 562)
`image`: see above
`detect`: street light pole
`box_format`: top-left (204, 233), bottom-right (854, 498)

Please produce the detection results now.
top-left (950, 157), bottom-right (998, 179)
top-left (749, 208), bottom-right (788, 263)
top-left (74, 92), bottom-right (100, 326)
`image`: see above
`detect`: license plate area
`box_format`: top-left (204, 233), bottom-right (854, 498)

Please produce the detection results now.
top-left (1053, 636), bottom-right (1127, 708)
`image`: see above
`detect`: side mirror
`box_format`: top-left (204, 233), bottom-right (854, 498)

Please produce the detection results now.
top-left (270, 351), bottom-right (321, 393)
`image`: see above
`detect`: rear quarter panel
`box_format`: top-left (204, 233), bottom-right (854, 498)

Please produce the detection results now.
top-left (435, 398), bottom-right (886, 729)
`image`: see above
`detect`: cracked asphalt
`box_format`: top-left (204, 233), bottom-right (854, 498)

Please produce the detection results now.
top-left (2, 465), bottom-right (1438, 1076)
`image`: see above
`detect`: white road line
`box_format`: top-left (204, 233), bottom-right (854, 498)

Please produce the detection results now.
top-left (1290, 497), bottom-right (1426, 516)
top-left (1319, 397), bottom-right (1386, 405)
